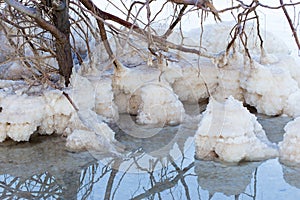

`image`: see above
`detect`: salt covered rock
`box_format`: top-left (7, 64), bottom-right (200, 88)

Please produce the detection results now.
top-left (39, 90), bottom-right (75, 135)
top-left (66, 120), bottom-right (123, 155)
top-left (113, 61), bottom-right (185, 125)
top-left (195, 96), bottom-right (278, 163)
top-left (260, 54), bottom-right (300, 88)
top-left (113, 63), bottom-right (161, 95)
top-left (212, 52), bottom-right (244, 101)
top-left (68, 73), bottom-right (95, 110)
top-left (89, 76), bottom-right (119, 120)
top-left (0, 92), bottom-right (45, 142)
top-left (112, 63), bottom-right (161, 114)
top-left (172, 58), bottom-right (218, 103)
top-left (241, 62), bottom-right (299, 116)
top-left (129, 83), bottom-right (184, 125)
top-left (284, 90), bottom-right (300, 118)
top-left (66, 130), bottom-right (107, 152)
top-left (0, 61), bottom-right (32, 80)
top-left (279, 117), bottom-right (300, 165)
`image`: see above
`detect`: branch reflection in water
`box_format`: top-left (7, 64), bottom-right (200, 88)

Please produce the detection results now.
top-left (0, 114), bottom-right (300, 199)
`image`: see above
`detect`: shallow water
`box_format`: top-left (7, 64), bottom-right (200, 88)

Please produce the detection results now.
top-left (0, 114), bottom-right (300, 200)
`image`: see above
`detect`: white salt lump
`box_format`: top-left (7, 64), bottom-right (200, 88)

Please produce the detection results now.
top-left (0, 93), bottom-right (44, 142)
top-left (195, 96), bottom-right (278, 163)
top-left (89, 76), bottom-right (119, 120)
top-left (172, 58), bottom-right (218, 103)
top-left (241, 62), bottom-right (299, 116)
top-left (279, 117), bottom-right (300, 165)
top-left (212, 52), bottom-right (244, 101)
top-left (129, 83), bottom-right (184, 125)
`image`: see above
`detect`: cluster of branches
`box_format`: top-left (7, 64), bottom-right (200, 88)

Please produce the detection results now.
top-left (0, 172), bottom-right (62, 199)
top-left (0, 0), bottom-right (300, 87)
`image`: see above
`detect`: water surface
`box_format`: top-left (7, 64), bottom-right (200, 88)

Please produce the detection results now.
top-left (0, 114), bottom-right (299, 200)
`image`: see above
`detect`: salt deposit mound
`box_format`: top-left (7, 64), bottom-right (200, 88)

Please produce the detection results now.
top-left (279, 117), bottom-right (300, 165)
top-left (0, 73), bottom-right (120, 153)
top-left (195, 96), bottom-right (278, 163)
top-left (241, 61), bottom-right (299, 116)
top-left (0, 87), bottom-right (75, 142)
top-left (211, 52), bottom-right (245, 101)
top-left (129, 83), bottom-right (184, 125)
top-left (172, 58), bottom-right (218, 103)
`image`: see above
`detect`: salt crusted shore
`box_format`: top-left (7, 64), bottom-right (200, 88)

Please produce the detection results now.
top-left (1, 22), bottom-right (300, 164)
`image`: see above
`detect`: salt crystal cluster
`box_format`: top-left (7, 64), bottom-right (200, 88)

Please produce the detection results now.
top-left (195, 96), bottom-right (278, 163)
top-left (172, 58), bottom-right (218, 103)
top-left (0, 72), bottom-right (119, 146)
top-left (113, 63), bottom-right (185, 125)
top-left (241, 62), bottom-right (299, 116)
top-left (279, 117), bottom-right (300, 165)
top-left (0, 88), bottom-right (75, 142)
top-left (86, 76), bottom-right (118, 120)
top-left (0, 93), bottom-right (44, 141)
top-left (212, 52), bottom-right (244, 101)
top-left (129, 83), bottom-right (184, 125)
top-left (38, 90), bottom-right (75, 135)
top-left (66, 120), bottom-right (122, 154)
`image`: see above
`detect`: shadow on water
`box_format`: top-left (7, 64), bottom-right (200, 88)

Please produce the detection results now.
top-left (1, 113), bottom-right (300, 199)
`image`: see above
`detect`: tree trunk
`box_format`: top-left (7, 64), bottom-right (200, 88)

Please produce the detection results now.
top-left (52, 0), bottom-right (73, 86)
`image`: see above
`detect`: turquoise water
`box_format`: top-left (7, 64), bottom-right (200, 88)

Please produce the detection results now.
top-left (0, 114), bottom-right (299, 200)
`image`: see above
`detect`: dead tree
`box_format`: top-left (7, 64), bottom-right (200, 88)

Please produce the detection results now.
top-left (3, 0), bottom-right (73, 86)
top-left (50, 0), bottom-right (73, 86)
top-left (1, 0), bottom-right (300, 86)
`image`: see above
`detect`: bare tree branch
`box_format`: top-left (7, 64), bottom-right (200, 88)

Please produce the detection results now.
top-left (280, 0), bottom-right (300, 53)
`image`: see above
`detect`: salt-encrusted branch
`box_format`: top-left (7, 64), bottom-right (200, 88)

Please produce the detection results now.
top-left (79, 0), bottom-right (217, 59)
top-left (4, 0), bottom-right (66, 41)
top-left (162, 5), bottom-right (187, 39)
top-left (279, 0), bottom-right (300, 53)
top-left (4, 0), bottom-right (40, 18)
top-left (169, 0), bottom-right (220, 20)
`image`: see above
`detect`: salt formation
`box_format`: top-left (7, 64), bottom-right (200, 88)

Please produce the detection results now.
top-left (0, 92), bottom-right (45, 142)
top-left (61, 73), bottom-right (121, 153)
top-left (129, 83), bottom-right (184, 125)
top-left (279, 117), bottom-right (300, 165)
top-left (284, 91), bottom-right (300, 118)
top-left (278, 56), bottom-right (300, 86)
top-left (184, 22), bottom-right (300, 116)
top-left (0, 71), bottom-right (120, 153)
top-left (65, 112), bottom-right (122, 154)
top-left (113, 65), bottom-right (159, 114)
top-left (70, 73), bottom-right (118, 120)
top-left (211, 52), bottom-right (245, 101)
top-left (172, 58), bottom-right (218, 103)
top-left (0, 87), bottom-right (76, 142)
top-left (195, 96), bottom-right (278, 163)
top-left (113, 62), bottom-right (185, 125)
top-left (241, 61), bottom-right (299, 116)
top-left (90, 76), bottom-right (119, 120)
